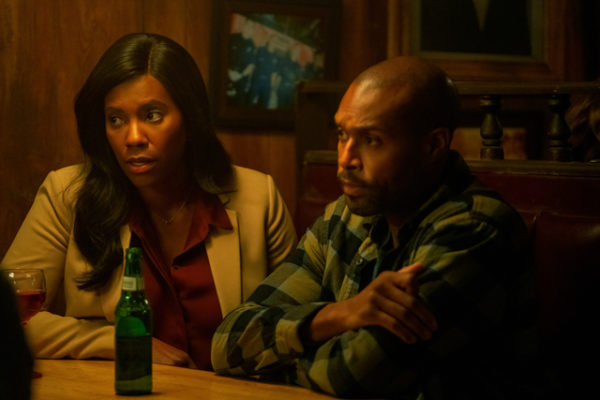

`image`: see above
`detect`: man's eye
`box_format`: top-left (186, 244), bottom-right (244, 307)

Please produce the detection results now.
top-left (336, 128), bottom-right (348, 141)
top-left (363, 135), bottom-right (381, 146)
top-left (146, 111), bottom-right (163, 123)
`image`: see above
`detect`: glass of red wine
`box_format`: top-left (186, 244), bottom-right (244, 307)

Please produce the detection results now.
top-left (2, 268), bottom-right (46, 378)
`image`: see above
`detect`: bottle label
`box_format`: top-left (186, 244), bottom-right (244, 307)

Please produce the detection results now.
top-left (122, 276), bottom-right (144, 291)
top-left (115, 334), bottom-right (152, 394)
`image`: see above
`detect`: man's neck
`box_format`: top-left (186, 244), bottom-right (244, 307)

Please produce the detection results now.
top-left (385, 158), bottom-right (447, 248)
top-left (385, 215), bottom-right (409, 249)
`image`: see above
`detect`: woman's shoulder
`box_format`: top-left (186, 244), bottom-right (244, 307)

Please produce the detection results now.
top-left (41, 164), bottom-right (86, 203)
top-left (219, 165), bottom-right (278, 206)
top-left (231, 165), bottom-right (270, 181)
top-left (47, 164), bottom-right (85, 181)
top-left (229, 165), bottom-right (276, 192)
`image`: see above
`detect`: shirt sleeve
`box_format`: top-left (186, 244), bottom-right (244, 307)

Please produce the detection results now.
top-left (294, 217), bottom-right (526, 397)
top-left (2, 170), bottom-right (73, 308)
top-left (212, 206), bottom-right (529, 398)
top-left (211, 214), bottom-right (330, 376)
top-left (1, 168), bottom-right (116, 360)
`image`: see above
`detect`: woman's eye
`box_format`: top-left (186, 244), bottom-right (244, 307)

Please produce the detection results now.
top-left (146, 111), bottom-right (163, 123)
top-left (107, 115), bottom-right (124, 128)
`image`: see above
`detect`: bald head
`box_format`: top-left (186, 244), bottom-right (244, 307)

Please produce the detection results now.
top-left (353, 57), bottom-right (459, 137)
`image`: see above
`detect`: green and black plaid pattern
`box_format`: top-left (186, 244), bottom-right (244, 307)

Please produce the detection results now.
top-left (212, 152), bottom-right (535, 399)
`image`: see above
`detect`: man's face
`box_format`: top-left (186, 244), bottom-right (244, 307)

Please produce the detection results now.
top-left (334, 82), bottom-right (429, 217)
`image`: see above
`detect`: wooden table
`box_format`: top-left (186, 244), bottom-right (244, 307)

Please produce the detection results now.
top-left (31, 359), bottom-right (335, 399)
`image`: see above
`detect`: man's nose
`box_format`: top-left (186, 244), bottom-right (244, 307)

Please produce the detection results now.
top-left (125, 120), bottom-right (147, 147)
top-left (338, 139), bottom-right (361, 170)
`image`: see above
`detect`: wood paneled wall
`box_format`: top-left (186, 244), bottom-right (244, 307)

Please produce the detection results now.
top-left (2, 0), bottom-right (590, 256)
top-left (0, 0), bottom-right (387, 255)
top-left (0, 0), bottom-right (141, 256)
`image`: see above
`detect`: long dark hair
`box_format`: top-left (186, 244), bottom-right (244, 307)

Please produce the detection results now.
top-left (74, 33), bottom-right (233, 290)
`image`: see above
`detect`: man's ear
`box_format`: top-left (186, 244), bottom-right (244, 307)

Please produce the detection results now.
top-left (424, 127), bottom-right (450, 162)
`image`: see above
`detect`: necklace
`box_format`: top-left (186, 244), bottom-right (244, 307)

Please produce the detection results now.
top-left (157, 198), bottom-right (188, 225)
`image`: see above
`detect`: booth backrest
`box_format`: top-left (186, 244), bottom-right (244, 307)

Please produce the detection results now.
top-left (296, 150), bottom-right (600, 237)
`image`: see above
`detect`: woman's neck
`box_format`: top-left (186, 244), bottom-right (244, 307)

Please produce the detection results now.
top-left (136, 175), bottom-right (195, 223)
top-left (137, 182), bottom-right (197, 264)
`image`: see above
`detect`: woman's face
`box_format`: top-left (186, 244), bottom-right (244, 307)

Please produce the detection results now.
top-left (104, 74), bottom-right (187, 191)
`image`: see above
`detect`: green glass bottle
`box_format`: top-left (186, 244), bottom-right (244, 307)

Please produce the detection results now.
top-left (115, 247), bottom-right (152, 395)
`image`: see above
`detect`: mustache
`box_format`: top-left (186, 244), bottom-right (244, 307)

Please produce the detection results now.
top-left (337, 171), bottom-right (370, 187)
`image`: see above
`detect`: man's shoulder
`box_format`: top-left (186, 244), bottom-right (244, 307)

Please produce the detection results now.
top-left (426, 177), bottom-right (525, 235)
top-left (463, 178), bottom-right (522, 220)
top-left (427, 151), bottom-right (522, 225)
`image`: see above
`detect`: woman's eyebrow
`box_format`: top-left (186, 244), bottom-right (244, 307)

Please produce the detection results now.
top-left (142, 99), bottom-right (168, 109)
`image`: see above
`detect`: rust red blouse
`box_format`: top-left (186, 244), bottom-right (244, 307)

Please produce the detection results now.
top-left (129, 193), bottom-right (232, 370)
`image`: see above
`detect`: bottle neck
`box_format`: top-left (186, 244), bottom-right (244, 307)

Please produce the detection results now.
top-left (121, 275), bottom-right (145, 292)
top-left (122, 247), bottom-right (145, 293)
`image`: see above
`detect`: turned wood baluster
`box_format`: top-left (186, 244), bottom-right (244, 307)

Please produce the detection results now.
top-left (479, 95), bottom-right (504, 160)
top-left (545, 93), bottom-right (572, 161)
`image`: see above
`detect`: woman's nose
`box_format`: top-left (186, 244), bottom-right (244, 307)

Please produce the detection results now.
top-left (125, 120), bottom-right (147, 147)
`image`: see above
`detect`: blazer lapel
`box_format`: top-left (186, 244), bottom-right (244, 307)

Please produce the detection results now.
top-left (206, 207), bottom-right (241, 316)
top-left (99, 225), bottom-right (130, 322)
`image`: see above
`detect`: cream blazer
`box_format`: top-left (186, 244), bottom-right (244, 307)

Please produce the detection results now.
top-left (1, 164), bottom-right (297, 360)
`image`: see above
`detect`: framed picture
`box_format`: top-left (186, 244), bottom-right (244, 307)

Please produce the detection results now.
top-left (210, 0), bottom-right (341, 128)
top-left (413, 0), bottom-right (544, 62)
top-left (387, 0), bottom-right (582, 81)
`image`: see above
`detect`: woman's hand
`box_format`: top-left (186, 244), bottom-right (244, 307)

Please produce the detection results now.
top-left (152, 338), bottom-right (197, 368)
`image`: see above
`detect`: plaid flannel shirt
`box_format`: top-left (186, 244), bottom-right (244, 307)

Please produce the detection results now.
top-left (212, 152), bottom-right (536, 399)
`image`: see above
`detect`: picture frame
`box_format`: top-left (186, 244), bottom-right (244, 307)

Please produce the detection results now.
top-left (412, 0), bottom-right (544, 62)
top-left (210, 0), bottom-right (341, 128)
top-left (387, 0), bottom-right (582, 81)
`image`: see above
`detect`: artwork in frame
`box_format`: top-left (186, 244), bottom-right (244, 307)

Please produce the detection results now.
top-left (210, 0), bottom-right (341, 128)
top-left (413, 0), bottom-right (544, 62)
top-left (387, 0), bottom-right (582, 81)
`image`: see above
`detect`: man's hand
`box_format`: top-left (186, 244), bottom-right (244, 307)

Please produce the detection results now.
top-left (152, 338), bottom-right (197, 368)
top-left (307, 262), bottom-right (437, 344)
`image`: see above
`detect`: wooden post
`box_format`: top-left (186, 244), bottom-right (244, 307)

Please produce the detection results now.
top-left (545, 93), bottom-right (573, 161)
top-left (479, 95), bottom-right (504, 160)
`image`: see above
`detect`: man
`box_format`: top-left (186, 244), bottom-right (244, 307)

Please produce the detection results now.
top-left (211, 57), bottom-right (536, 399)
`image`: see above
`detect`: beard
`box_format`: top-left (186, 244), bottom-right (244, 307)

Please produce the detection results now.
top-left (337, 169), bottom-right (420, 217)
top-left (337, 170), bottom-right (389, 216)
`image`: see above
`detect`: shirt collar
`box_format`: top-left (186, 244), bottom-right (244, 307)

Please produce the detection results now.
top-left (184, 192), bottom-right (232, 252)
top-left (129, 191), bottom-right (232, 256)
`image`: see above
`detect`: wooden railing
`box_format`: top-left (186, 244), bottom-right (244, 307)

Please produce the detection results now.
top-left (455, 81), bottom-right (600, 161)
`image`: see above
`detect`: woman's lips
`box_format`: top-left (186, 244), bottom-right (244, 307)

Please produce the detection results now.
top-left (126, 157), bottom-right (155, 174)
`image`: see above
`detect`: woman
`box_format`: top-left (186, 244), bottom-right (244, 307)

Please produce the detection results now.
top-left (1, 33), bottom-right (297, 370)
